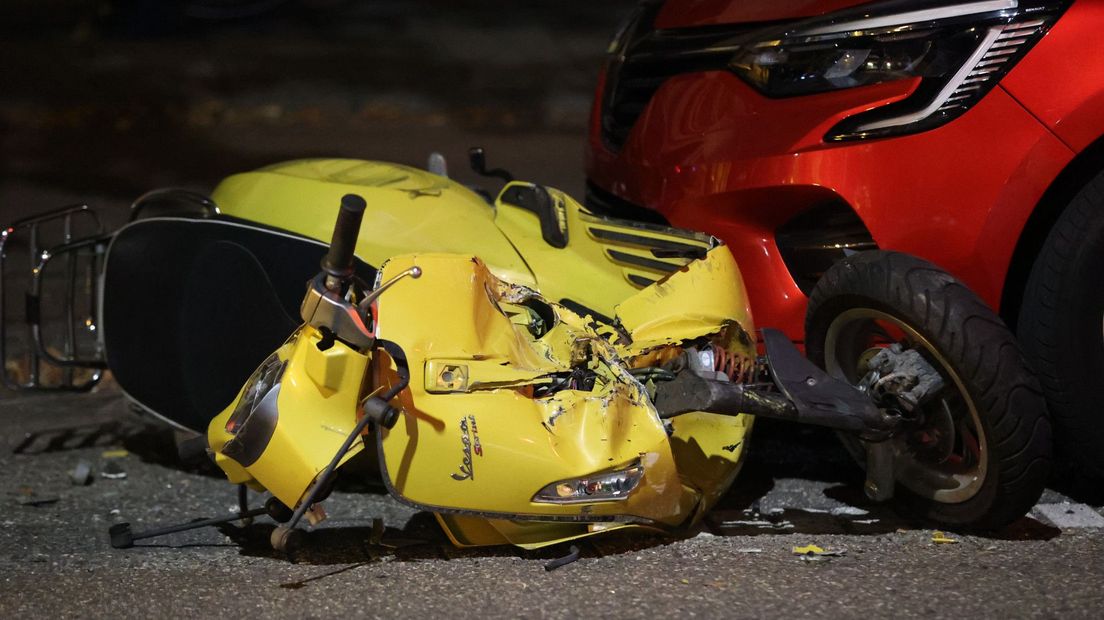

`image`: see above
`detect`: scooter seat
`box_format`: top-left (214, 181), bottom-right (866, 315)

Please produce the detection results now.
top-left (102, 216), bottom-right (375, 433)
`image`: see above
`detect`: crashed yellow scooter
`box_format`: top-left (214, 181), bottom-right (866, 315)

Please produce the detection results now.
top-left (1, 151), bottom-right (1047, 553)
top-left (118, 193), bottom-right (1043, 552)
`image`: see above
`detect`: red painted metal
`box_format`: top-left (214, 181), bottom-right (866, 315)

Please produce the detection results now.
top-left (587, 0), bottom-right (1094, 342)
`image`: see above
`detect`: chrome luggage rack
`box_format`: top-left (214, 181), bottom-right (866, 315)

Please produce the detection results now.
top-left (1, 190), bottom-right (220, 392)
top-left (0, 205), bottom-right (111, 391)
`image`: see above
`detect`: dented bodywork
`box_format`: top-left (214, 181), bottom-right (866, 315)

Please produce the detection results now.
top-left (373, 250), bottom-right (755, 547)
top-left (209, 244), bottom-right (757, 549)
top-left (4, 156), bottom-right (1047, 553)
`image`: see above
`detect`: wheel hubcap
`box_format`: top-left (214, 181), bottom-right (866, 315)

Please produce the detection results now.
top-left (824, 308), bottom-right (987, 503)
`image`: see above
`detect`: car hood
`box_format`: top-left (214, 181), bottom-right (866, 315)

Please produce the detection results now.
top-left (655, 0), bottom-right (875, 29)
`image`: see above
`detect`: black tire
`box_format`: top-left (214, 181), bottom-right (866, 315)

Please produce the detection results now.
top-left (1018, 170), bottom-right (1104, 479)
top-left (805, 251), bottom-right (1051, 530)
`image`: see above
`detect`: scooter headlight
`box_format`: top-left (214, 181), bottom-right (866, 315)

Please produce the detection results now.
top-left (727, 0), bottom-right (1067, 140)
top-left (225, 352), bottom-right (286, 435)
top-left (532, 463), bottom-right (644, 504)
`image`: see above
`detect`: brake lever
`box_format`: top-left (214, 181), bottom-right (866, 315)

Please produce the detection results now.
top-left (357, 266), bottom-right (423, 316)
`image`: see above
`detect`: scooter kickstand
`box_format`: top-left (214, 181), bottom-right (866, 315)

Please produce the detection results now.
top-left (108, 494), bottom-right (292, 549)
top-left (237, 485), bottom-right (253, 527)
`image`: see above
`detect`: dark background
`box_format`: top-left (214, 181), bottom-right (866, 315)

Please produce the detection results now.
top-left (4, 5), bottom-right (1104, 617)
top-left (1, 0), bottom-right (636, 220)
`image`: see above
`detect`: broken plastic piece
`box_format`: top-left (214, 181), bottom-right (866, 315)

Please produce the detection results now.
top-left (101, 449), bottom-right (129, 459)
top-left (70, 461), bottom-right (93, 485)
top-left (931, 531), bottom-right (958, 544)
top-left (305, 503), bottom-right (327, 526)
top-left (101, 461), bottom-right (127, 480)
top-left (793, 544), bottom-right (846, 559)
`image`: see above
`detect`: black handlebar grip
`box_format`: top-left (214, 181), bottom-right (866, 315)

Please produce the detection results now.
top-left (321, 193), bottom-right (367, 282)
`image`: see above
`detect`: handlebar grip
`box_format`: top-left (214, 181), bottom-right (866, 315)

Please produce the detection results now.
top-left (321, 193), bottom-right (367, 283)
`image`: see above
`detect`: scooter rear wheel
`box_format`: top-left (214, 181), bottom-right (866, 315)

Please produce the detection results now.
top-left (805, 251), bottom-right (1051, 531)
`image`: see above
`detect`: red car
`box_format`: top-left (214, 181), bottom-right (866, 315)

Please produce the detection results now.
top-left (585, 0), bottom-right (1104, 476)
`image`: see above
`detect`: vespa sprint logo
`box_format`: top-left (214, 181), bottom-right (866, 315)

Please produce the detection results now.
top-left (450, 415), bottom-right (483, 481)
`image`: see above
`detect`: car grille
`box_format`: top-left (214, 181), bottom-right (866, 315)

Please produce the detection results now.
top-left (601, 15), bottom-right (750, 152)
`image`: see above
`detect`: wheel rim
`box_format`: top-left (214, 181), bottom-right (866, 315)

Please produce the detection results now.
top-left (824, 308), bottom-right (987, 503)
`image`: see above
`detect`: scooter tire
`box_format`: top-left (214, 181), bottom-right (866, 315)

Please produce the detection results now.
top-left (805, 250), bottom-right (1051, 531)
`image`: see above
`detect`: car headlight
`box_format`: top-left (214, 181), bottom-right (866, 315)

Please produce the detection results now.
top-left (727, 0), bottom-right (1068, 140)
top-left (532, 462), bottom-right (644, 504)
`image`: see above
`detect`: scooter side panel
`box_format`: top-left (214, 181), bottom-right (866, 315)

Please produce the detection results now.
top-left (615, 244), bottom-right (754, 349)
top-left (210, 160), bottom-right (538, 290)
top-left (373, 254), bottom-right (694, 525)
top-left (208, 326), bottom-right (370, 509)
top-left (493, 184), bottom-right (717, 319)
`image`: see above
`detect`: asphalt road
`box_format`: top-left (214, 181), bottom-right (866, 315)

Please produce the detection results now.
top-left (2, 4), bottom-right (1103, 617)
top-left (2, 388), bottom-right (1103, 618)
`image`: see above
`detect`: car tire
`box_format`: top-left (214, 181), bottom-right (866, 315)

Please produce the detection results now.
top-left (1018, 169), bottom-right (1104, 479)
top-left (806, 251), bottom-right (1051, 530)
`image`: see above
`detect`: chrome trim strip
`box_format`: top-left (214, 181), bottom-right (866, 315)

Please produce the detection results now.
top-left (855, 25), bottom-right (1005, 132)
top-left (801, 0), bottom-right (1017, 36)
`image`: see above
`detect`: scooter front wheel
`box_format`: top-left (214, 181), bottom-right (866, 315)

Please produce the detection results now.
top-left (804, 251), bottom-right (1051, 531)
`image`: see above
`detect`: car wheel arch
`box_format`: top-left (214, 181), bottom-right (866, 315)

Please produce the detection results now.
top-left (1001, 132), bottom-right (1104, 329)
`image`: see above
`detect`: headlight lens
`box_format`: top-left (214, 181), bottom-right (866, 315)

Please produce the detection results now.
top-left (532, 463), bottom-right (644, 504)
top-left (727, 0), bottom-right (1067, 140)
top-left (732, 31), bottom-right (940, 98)
top-left (225, 352), bottom-right (286, 434)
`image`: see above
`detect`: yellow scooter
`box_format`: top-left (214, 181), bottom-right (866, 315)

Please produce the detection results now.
top-left (119, 188), bottom-right (1043, 553)
top-left (0, 151), bottom-right (1046, 553)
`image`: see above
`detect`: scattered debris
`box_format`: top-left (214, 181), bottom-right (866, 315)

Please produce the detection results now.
top-left (931, 531), bottom-right (958, 544)
top-left (718, 518), bottom-right (795, 532)
top-left (16, 486), bottom-right (59, 507)
top-left (544, 544), bottom-right (581, 571)
top-left (101, 449), bottom-right (129, 459)
top-left (305, 504), bottom-right (327, 526)
top-left (793, 544), bottom-right (847, 562)
top-left (19, 496), bottom-right (60, 507)
top-left (70, 461), bottom-right (93, 486)
top-left (101, 461), bottom-right (127, 480)
top-left (735, 548), bottom-right (763, 554)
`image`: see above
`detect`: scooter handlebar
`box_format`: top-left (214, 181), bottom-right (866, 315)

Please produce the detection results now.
top-left (321, 193), bottom-right (367, 285)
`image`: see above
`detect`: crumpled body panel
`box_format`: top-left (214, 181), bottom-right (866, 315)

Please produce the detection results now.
top-left (374, 247), bottom-right (756, 547)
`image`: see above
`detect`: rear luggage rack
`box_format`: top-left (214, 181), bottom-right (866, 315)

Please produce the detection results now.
top-left (1, 205), bottom-right (110, 391)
